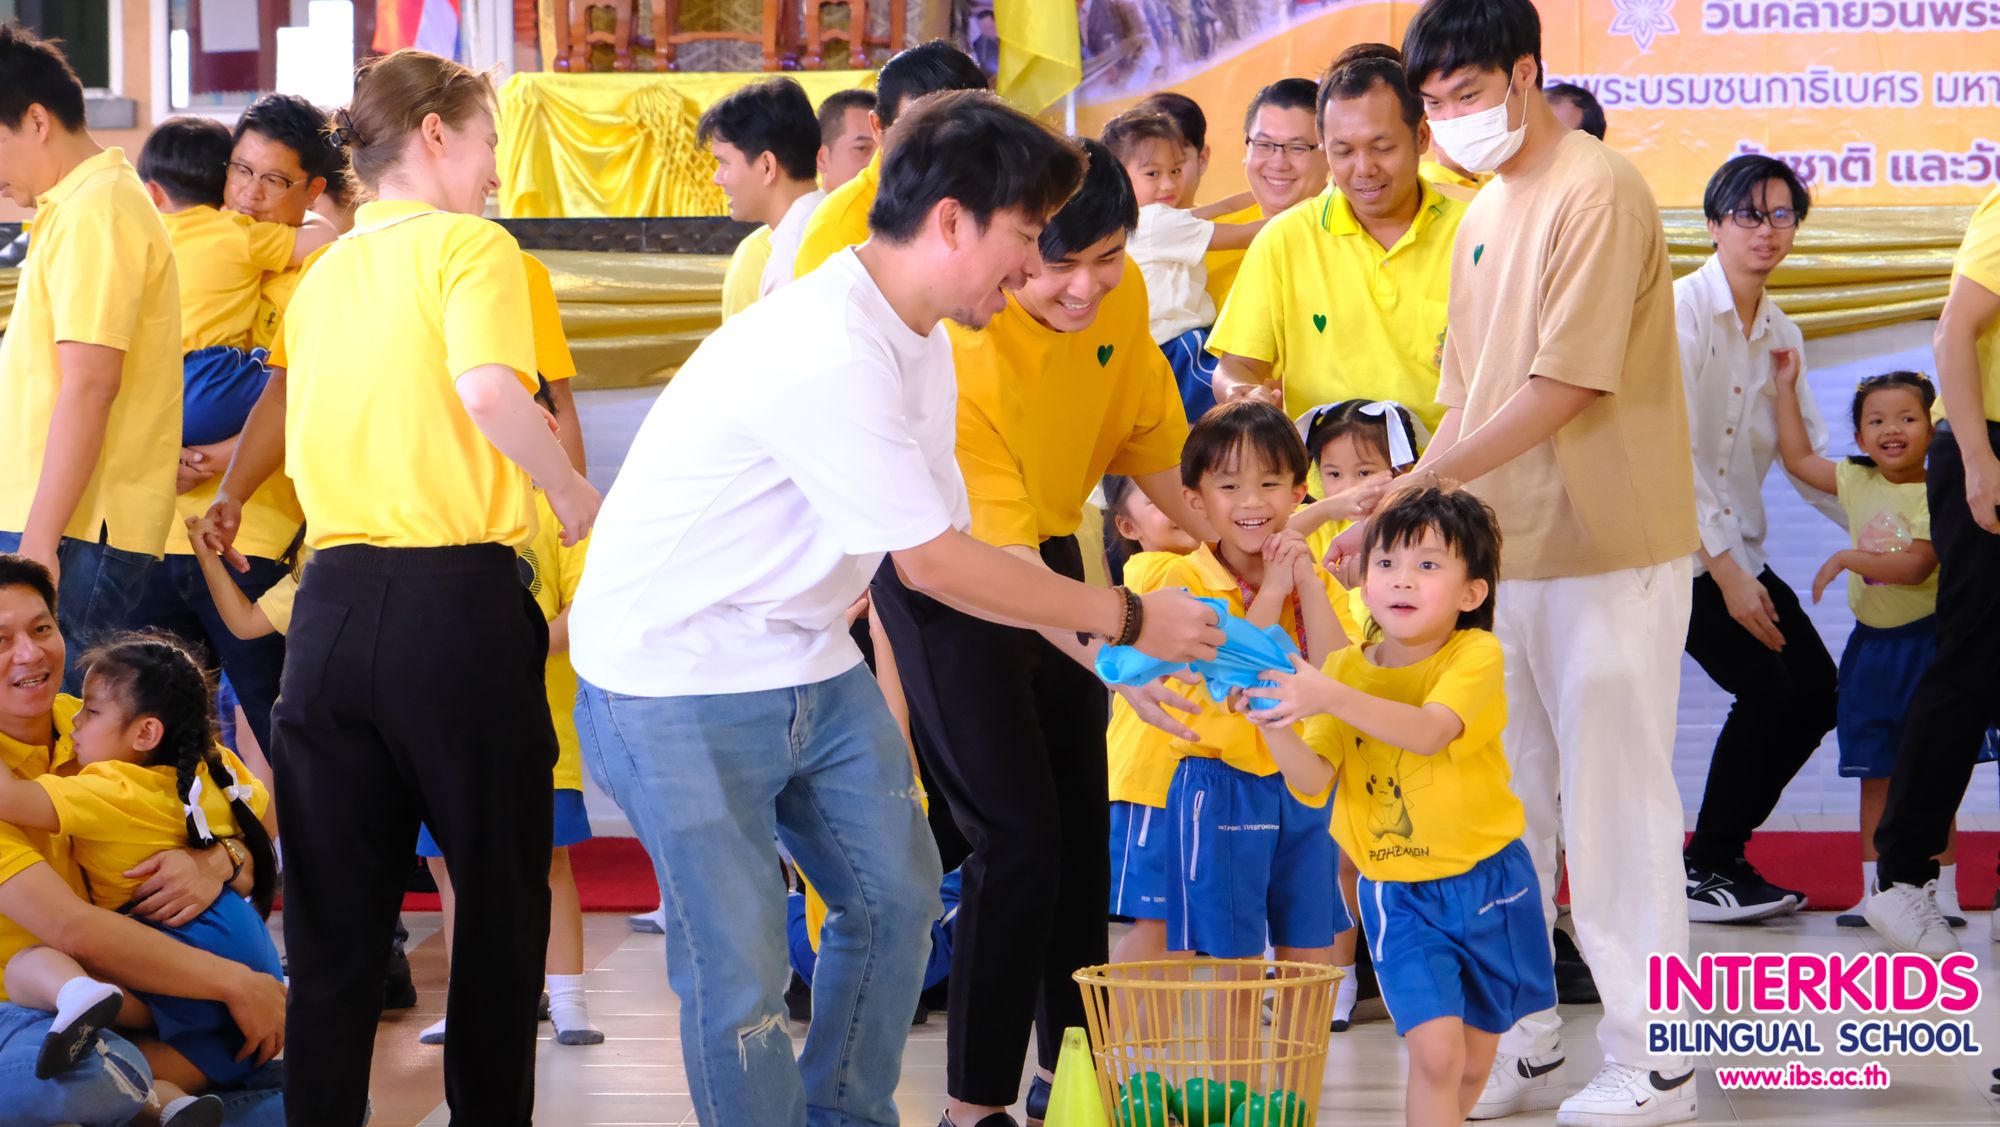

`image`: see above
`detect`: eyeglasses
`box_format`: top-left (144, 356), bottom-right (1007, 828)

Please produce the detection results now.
top-left (1246, 138), bottom-right (1318, 159)
top-left (224, 160), bottom-right (305, 193)
top-left (1727, 206), bottom-right (1799, 229)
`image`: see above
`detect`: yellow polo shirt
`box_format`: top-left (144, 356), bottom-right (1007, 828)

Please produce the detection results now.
top-left (1302, 629), bottom-right (1520, 883)
top-left (1419, 160), bottom-right (1490, 202)
top-left (0, 700), bottom-right (88, 1000)
top-left (522, 252), bottom-right (579, 382)
top-left (1158, 544), bottom-right (1357, 782)
top-left (37, 751), bottom-right (269, 910)
top-left (1201, 201), bottom-right (1264, 312)
top-left (721, 226), bottom-right (774, 322)
top-left (252, 264), bottom-right (302, 352)
top-left (793, 153), bottom-right (879, 279)
top-left (276, 200), bottom-right (538, 550)
top-left (522, 490), bottom-right (589, 792)
top-left (1954, 185), bottom-right (2000, 424)
top-left (160, 205), bottom-right (296, 352)
top-left (0, 147), bottom-right (181, 557)
top-left (1105, 551), bottom-right (1191, 808)
top-left (1207, 182), bottom-right (1462, 432)
top-left (951, 259), bottom-right (1188, 548)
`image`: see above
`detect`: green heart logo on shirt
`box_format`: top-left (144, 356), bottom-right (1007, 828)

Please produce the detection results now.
top-left (1311, 314), bottom-right (1327, 333)
top-left (1473, 243), bottom-right (1485, 265)
top-left (1096, 344), bottom-right (1114, 367)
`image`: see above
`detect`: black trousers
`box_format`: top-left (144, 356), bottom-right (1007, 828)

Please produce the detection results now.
top-left (1876, 422), bottom-right (2000, 886)
top-left (871, 537), bottom-right (1110, 1105)
top-left (1683, 565), bottom-right (1838, 868)
top-left (274, 544), bottom-right (555, 1127)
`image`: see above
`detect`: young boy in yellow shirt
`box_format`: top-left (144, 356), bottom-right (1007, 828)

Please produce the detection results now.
top-left (1252, 485), bottom-right (1555, 1127)
top-left (137, 117), bottom-right (332, 448)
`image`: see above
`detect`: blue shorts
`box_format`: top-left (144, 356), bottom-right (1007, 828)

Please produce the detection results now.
top-left (1836, 616), bottom-right (1997, 777)
top-left (1358, 839), bottom-right (1556, 1036)
top-left (1160, 325), bottom-right (1218, 423)
top-left (1164, 757), bottom-right (1346, 957)
top-left (133, 892), bottom-right (284, 1084)
top-left (1108, 800), bottom-right (1169, 921)
top-left (417, 788), bottom-right (592, 857)
top-left (183, 345), bottom-right (271, 446)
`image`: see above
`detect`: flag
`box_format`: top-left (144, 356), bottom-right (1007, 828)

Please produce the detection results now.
top-left (994, 0), bottom-right (1081, 114)
top-left (374, 0), bottom-right (462, 57)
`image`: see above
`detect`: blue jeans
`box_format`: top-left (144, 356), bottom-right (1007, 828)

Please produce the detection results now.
top-left (0, 530), bottom-right (156, 694)
top-left (127, 554), bottom-right (289, 755)
top-left (578, 665), bottom-right (942, 1127)
top-left (0, 1003), bottom-right (287, 1126)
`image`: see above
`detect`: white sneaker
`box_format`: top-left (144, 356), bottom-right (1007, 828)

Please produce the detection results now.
top-left (627, 907), bottom-right (666, 935)
top-left (1554, 1062), bottom-right (1696, 1127)
top-left (1470, 1050), bottom-right (1569, 1119)
top-left (1932, 879), bottom-right (1968, 928)
top-left (1864, 880), bottom-right (1959, 956)
top-left (1835, 893), bottom-right (1869, 927)
top-left (1990, 904), bottom-right (2000, 942)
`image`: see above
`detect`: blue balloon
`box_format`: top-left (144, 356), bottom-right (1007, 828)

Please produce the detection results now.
top-left (1096, 594), bottom-right (1301, 710)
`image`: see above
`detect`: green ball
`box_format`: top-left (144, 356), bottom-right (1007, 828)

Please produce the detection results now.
top-left (1181, 1077), bottom-right (1247, 1127)
top-left (1117, 1091), bottom-right (1173, 1127)
top-left (1126, 1071), bottom-right (1175, 1120)
top-left (1228, 1091), bottom-right (1265, 1127)
top-left (1263, 1089), bottom-right (1305, 1127)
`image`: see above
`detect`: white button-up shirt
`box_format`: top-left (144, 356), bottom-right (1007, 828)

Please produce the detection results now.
top-left (1674, 254), bottom-right (1843, 578)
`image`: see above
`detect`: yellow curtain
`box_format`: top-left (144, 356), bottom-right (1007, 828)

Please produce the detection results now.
top-left (497, 71), bottom-right (879, 219)
top-left (995, 0), bottom-right (1081, 114)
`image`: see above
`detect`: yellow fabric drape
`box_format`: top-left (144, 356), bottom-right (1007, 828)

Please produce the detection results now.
top-left (995, 0), bottom-right (1081, 114)
top-left (497, 71), bottom-right (878, 219)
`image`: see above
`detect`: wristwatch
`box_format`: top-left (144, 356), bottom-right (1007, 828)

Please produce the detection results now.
top-left (220, 838), bottom-right (249, 883)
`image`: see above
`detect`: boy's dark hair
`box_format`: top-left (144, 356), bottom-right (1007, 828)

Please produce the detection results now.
top-left (234, 93), bottom-right (345, 184)
top-left (816, 87), bottom-right (876, 146)
top-left (0, 22), bottom-right (85, 131)
top-left (0, 553), bottom-right (56, 617)
top-left (869, 90), bottom-right (1085, 244)
top-left (696, 77), bottom-right (821, 183)
top-left (1362, 483), bottom-right (1501, 632)
top-left (1401, 0), bottom-right (1542, 91)
top-left (1101, 110), bottom-right (1185, 165)
top-left (82, 633), bottom-right (281, 917)
top-left (1845, 371), bottom-right (1936, 467)
top-left (1101, 475), bottom-right (1142, 585)
top-left (139, 116), bottom-right (233, 208)
top-left (1300, 398), bottom-right (1422, 469)
top-left (1544, 82), bottom-right (1606, 139)
top-left (874, 40), bottom-right (988, 129)
top-left (1134, 92), bottom-right (1207, 152)
top-left (1242, 78), bottom-right (1319, 138)
top-left (1318, 43), bottom-right (1423, 135)
top-left (1040, 138), bottom-right (1137, 262)
top-left (1701, 154), bottom-right (1810, 226)
top-left (1180, 401), bottom-right (1311, 490)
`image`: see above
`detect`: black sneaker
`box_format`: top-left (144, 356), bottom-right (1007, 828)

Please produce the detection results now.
top-left (784, 971), bottom-right (812, 1024)
top-left (1686, 857), bottom-right (1795, 923)
top-left (1552, 928), bottom-right (1599, 1006)
top-left (382, 944), bottom-right (418, 1011)
top-left (1729, 856), bottom-right (1807, 910)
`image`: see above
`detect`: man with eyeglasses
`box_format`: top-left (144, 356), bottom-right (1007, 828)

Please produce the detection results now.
top-left (1674, 155), bottom-right (1842, 929)
top-left (1200, 77), bottom-right (1326, 310)
top-left (1208, 47), bottom-right (1461, 428)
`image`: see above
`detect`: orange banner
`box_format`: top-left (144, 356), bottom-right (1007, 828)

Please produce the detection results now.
top-left (1076, 0), bottom-right (2000, 207)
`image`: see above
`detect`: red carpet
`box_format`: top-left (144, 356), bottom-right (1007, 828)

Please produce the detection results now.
top-left (400, 836), bottom-right (659, 913)
top-left (379, 832), bottom-right (2000, 915)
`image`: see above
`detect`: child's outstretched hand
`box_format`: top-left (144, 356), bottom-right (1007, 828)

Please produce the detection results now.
top-left (1772, 347), bottom-right (1801, 389)
top-left (1331, 474), bottom-right (1392, 523)
top-left (1811, 551), bottom-right (1848, 604)
top-left (1242, 653), bottom-right (1338, 727)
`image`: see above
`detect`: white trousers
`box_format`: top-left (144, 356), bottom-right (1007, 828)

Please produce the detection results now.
top-left (1493, 558), bottom-right (1693, 1072)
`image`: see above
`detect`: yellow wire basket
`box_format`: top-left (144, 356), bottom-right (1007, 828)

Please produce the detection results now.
top-left (1073, 959), bottom-right (1341, 1127)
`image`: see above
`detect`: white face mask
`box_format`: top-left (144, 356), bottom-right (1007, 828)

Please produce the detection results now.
top-left (1429, 78), bottom-right (1526, 174)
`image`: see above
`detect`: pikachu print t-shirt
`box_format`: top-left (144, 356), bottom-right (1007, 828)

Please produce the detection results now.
top-left (1302, 629), bottom-right (1521, 883)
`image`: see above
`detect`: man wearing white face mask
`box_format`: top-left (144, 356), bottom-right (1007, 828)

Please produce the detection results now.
top-left (1327, 2), bottom-right (1701, 1125)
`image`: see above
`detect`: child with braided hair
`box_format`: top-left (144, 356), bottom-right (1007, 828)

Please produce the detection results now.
top-left (0, 632), bottom-right (279, 1125)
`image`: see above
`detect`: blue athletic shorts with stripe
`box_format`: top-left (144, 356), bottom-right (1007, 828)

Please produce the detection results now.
top-left (1160, 325), bottom-right (1219, 423)
top-left (1108, 800), bottom-right (1169, 921)
top-left (1358, 838), bottom-right (1556, 1035)
top-left (417, 788), bottom-right (592, 857)
top-left (1165, 756), bottom-right (1346, 957)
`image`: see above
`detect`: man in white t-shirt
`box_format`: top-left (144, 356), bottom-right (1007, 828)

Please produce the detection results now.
top-left (568, 91), bottom-right (1224, 1127)
top-left (697, 77), bottom-right (827, 301)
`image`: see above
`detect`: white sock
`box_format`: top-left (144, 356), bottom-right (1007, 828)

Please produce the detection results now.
top-left (1936, 865), bottom-right (1963, 914)
top-left (549, 974), bottom-right (603, 1045)
top-left (1331, 964), bottom-right (1358, 1027)
top-left (1858, 860), bottom-right (1878, 903)
top-left (53, 976), bottom-right (120, 1032)
top-left (418, 1016), bottom-right (447, 1044)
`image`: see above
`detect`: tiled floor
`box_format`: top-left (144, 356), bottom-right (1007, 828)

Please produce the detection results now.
top-left (322, 910), bottom-right (2000, 1126)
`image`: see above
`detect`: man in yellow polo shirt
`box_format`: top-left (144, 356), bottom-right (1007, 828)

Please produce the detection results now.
top-left (1202, 78), bottom-right (1329, 311)
top-left (792, 39), bottom-right (988, 279)
top-left (0, 27), bottom-right (180, 691)
top-left (1866, 182), bottom-right (2000, 954)
top-left (0, 555), bottom-right (286, 1123)
top-left (1208, 46), bottom-right (1464, 433)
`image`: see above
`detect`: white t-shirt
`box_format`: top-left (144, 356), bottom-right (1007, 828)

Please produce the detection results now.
top-left (761, 187), bottom-right (827, 297)
top-left (1128, 201), bottom-right (1216, 343)
top-left (569, 249), bottom-right (969, 697)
